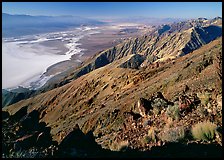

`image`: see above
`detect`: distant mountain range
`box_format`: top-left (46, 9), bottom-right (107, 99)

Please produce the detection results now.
top-left (2, 13), bottom-right (105, 37)
top-left (108, 16), bottom-right (187, 25)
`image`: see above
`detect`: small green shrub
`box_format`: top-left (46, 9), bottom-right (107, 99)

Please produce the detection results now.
top-left (191, 121), bottom-right (217, 141)
top-left (166, 104), bottom-right (180, 121)
top-left (152, 106), bottom-right (160, 115)
top-left (159, 126), bottom-right (185, 142)
top-left (148, 127), bottom-right (156, 142)
top-left (142, 135), bottom-right (151, 145)
top-left (197, 105), bottom-right (208, 117)
top-left (152, 98), bottom-right (168, 108)
top-left (141, 127), bottom-right (157, 145)
top-left (197, 92), bottom-right (211, 106)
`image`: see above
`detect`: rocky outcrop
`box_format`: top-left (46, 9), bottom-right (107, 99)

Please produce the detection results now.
top-left (2, 107), bottom-right (57, 158)
top-left (119, 54), bottom-right (144, 69)
top-left (137, 98), bottom-right (152, 117)
top-left (136, 92), bottom-right (173, 117)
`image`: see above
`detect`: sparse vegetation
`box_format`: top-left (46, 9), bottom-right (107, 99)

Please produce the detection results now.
top-left (159, 126), bottom-right (185, 142)
top-left (213, 50), bottom-right (222, 92)
top-left (148, 127), bottom-right (156, 142)
top-left (142, 135), bottom-right (151, 145)
top-left (216, 94), bottom-right (222, 112)
top-left (166, 104), bottom-right (180, 121)
top-left (109, 140), bottom-right (129, 152)
top-left (197, 92), bottom-right (211, 106)
top-left (152, 106), bottom-right (160, 115)
top-left (196, 105), bottom-right (208, 117)
top-left (151, 98), bottom-right (168, 115)
top-left (191, 121), bottom-right (217, 141)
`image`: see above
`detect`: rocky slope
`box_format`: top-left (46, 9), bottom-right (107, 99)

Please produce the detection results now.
top-left (30, 17), bottom-right (223, 92)
top-left (2, 17), bottom-right (222, 108)
top-left (45, 17), bottom-right (222, 83)
top-left (3, 37), bottom-right (222, 157)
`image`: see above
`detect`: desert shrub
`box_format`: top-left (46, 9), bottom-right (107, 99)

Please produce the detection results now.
top-left (152, 106), bottom-right (160, 115)
top-left (197, 92), bottom-right (211, 106)
top-left (159, 126), bottom-right (185, 142)
top-left (152, 98), bottom-right (168, 108)
top-left (191, 121), bottom-right (217, 141)
top-left (141, 127), bottom-right (156, 145)
top-left (166, 104), bottom-right (180, 121)
top-left (197, 105), bottom-right (208, 117)
top-left (148, 127), bottom-right (156, 142)
top-left (109, 140), bottom-right (129, 152)
top-left (142, 135), bottom-right (151, 145)
top-left (151, 98), bottom-right (168, 116)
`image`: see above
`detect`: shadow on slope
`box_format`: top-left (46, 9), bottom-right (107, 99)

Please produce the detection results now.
top-left (182, 25), bottom-right (222, 54)
top-left (54, 125), bottom-right (222, 158)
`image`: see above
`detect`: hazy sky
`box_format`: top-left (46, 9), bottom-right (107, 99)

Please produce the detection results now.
top-left (2, 2), bottom-right (222, 19)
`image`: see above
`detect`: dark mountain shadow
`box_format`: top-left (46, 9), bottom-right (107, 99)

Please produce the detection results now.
top-left (158, 25), bottom-right (171, 35)
top-left (54, 124), bottom-right (105, 158)
top-left (203, 25), bottom-right (222, 41)
top-left (9, 105), bottom-right (28, 121)
top-left (2, 107), bottom-right (57, 155)
top-left (182, 25), bottom-right (222, 54)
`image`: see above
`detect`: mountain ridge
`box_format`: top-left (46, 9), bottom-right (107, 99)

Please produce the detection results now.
top-left (2, 13), bottom-right (105, 38)
top-left (2, 17), bottom-right (222, 108)
top-left (37, 17), bottom-right (222, 91)
top-left (3, 37), bottom-right (222, 145)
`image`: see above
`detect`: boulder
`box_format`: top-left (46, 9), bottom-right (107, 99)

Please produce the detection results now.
top-left (178, 95), bottom-right (192, 112)
top-left (137, 98), bottom-right (152, 117)
top-left (150, 92), bottom-right (172, 114)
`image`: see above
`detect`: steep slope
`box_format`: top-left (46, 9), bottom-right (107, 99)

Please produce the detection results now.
top-left (3, 37), bottom-right (222, 152)
top-left (38, 17), bottom-right (222, 92)
top-left (2, 18), bottom-right (222, 108)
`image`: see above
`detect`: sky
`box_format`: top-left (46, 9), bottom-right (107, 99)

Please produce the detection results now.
top-left (2, 2), bottom-right (222, 19)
